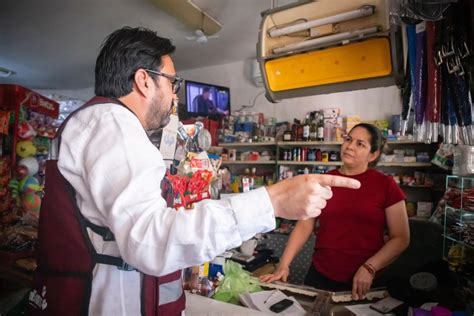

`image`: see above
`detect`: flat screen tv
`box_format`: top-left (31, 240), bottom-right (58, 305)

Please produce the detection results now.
top-left (185, 80), bottom-right (230, 118)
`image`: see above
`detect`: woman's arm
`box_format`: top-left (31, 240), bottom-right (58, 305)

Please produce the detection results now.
top-left (352, 200), bottom-right (410, 299)
top-left (259, 218), bottom-right (315, 283)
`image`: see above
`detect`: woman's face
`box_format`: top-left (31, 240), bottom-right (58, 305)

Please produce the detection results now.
top-left (341, 127), bottom-right (379, 168)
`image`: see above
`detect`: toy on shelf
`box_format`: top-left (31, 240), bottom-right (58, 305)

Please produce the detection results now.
top-left (0, 84), bottom-right (59, 254)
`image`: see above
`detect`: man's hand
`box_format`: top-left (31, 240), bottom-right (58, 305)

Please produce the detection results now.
top-left (267, 174), bottom-right (360, 220)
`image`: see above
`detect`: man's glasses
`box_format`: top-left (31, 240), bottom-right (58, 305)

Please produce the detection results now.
top-left (145, 69), bottom-right (183, 94)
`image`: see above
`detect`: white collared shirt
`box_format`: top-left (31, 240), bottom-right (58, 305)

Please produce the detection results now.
top-left (58, 102), bottom-right (275, 315)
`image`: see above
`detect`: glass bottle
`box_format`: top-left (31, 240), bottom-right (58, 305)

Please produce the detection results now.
top-left (309, 112), bottom-right (317, 141)
top-left (303, 114), bottom-right (311, 141)
top-left (317, 111), bottom-right (325, 142)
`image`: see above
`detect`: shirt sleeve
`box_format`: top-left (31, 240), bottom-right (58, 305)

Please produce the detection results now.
top-left (59, 106), bottom-right (275, 277)
top-left (384, 175), bottom-right (406, 209)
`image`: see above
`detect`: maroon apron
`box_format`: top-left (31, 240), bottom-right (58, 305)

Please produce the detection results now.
top-left (29, 97), bottom-right (185, 315)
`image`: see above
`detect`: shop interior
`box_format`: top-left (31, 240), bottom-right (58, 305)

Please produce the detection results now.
top-left (0, 0), bottom-right (473, 315)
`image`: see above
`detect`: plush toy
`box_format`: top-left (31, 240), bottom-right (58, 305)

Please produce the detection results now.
top-left (19, 176), bottom-right (41, 193)
top-left (18, 157), bottom-right (39, 176)
top-left (21, 192), bottom-right (41, 213)
top-left (16, 140), bottom-right (37, 158)
top-left (15, 165), bottom-right (29, 179)
top-left (17, 122), bottom-right (37, 140)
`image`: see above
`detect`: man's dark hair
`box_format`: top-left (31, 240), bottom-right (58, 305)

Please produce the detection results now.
top-left (350, 123), bottom-right (386, 167)
top-left (202, 87), bottom-right (210, 93)
top-left (95, 26), bottom-right (176, 98)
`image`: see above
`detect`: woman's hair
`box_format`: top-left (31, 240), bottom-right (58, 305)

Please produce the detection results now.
top-left (95, 27), bottom-right (176, 98)
top-left (349, 123), bottom-right (386, 167)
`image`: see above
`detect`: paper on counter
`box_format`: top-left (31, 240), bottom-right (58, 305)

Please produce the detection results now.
top-left (345, 304), bottom-right (385, 316)
top-left (239, 290), bottom-right (306, 315)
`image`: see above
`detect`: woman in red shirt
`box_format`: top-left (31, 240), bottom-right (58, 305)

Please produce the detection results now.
top-left (260, 123), bottom-right (410, 300)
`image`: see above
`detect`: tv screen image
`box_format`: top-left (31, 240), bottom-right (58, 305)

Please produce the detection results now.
top-left (185, 80), bottom-right (230, 117)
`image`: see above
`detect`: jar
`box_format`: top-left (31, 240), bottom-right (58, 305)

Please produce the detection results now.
top-left (321, 151), bottom-right (329, 162)
top-left (283, 130), bottom-right (292, 141)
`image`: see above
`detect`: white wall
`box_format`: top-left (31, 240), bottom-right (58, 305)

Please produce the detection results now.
top-left (35, 87), bottom-right (94, 102)
top-left (179, 59), bottom-right (403, 122)
top-left (35, 59), bottom-right (403, 122)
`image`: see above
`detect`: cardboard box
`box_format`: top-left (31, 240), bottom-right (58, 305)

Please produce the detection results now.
top-left (417, 202), bottom-right (433, 218)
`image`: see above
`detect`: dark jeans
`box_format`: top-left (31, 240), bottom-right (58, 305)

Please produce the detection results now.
top-left (304, 264), bottom-right (352, 292)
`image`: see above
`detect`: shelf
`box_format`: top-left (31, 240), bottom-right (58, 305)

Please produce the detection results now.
top-left (278, 141), bottom-right (342, 146)
top-left (277, 140), bottom-right (429, 146)
top-left (218, 142), bottom-right (276, 147)
top-left (277, 160), bottom-right (342, 166)
top-left (400, 184), bottom-right (434, 189)
top-left (219, 140), bottom-right (430, 147)
top-left (444, 205), bottom-right (474, 213)
top-left (443, 235), bottom-right (474, 250)
top-left (276, 161), bottom-right (433, 167)
top-left (377, 162), bottom-right (432, 167)
top-left (222, 160), bottom-right (276, 165)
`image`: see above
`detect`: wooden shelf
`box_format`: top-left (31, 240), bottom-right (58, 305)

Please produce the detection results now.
top-left (278, 141), bottom-right (341, 146)
top-left (400, 184), bottom-right (434, 189)
top-left (277, 160), bottom-right (342, 166)
top-left (222, 160), bottom-right (276, 165)
top-left (218, 142), bottom-right (276, 147)
top-left (377, 162), bottom-right (432, 167)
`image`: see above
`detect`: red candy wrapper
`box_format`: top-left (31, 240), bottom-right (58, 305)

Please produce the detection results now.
top-left (167, 170), bottom-right (213, 208)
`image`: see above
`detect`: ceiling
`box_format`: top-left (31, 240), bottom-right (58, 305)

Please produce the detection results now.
top-left (0, 0), bottom-right (296, 90)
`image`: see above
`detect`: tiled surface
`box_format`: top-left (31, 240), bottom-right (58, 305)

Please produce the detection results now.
top-left (264, 233), bottom-right (315, 285)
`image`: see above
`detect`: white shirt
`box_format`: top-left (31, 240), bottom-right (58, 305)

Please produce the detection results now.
top-left (58, 102), bottom-right (275, 315)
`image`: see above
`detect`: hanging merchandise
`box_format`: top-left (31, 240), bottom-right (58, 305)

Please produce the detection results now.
top-left (400, 1), bottom-right (473, 144)
top-left (410, 22), bottom-right (428, 142)
top-left (425, 21), bottom-right (441, 143)
top-left (401, 24), bottom-right (418, 137)
top-left (434, 1), bottom-right (473, 145)
top-left (400, 54), bottom-right (412, 136)
top-left (389, 0), bottom-right (457, 25)
top-left (441, 66), bottom-right (459, 144)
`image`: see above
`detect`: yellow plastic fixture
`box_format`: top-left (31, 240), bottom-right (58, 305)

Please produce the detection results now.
top-left (265, 37), bottom-right (392, 91)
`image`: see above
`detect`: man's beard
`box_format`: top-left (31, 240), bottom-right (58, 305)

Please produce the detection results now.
top-left (145, 96), bottom-right (172, 131)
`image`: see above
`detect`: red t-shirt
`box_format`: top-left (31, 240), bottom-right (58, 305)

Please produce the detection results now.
top-left (312, 168), bottom-right (405, 282)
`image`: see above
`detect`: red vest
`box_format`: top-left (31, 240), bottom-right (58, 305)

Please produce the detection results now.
top-left (29, 97), bottom-right (185, 315)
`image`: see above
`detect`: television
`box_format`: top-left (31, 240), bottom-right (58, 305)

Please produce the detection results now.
top-left (184, 80), bottom-right (230, 118)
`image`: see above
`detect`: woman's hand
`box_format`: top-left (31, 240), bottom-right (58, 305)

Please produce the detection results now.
top-left (352, 265), bottom-right (374, 300)
top-left (259, 265), bottom-right (290, 283)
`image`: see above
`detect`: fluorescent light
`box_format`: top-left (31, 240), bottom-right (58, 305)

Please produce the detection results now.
top-left (269, 5), bottom-right (375, 38)
top-left (273, 26), bottom-right (379, 54)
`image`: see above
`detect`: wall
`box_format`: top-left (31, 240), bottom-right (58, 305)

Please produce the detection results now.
top-left (179, 59), bottom-right (403, 122)
top-left (35, 87), bottom-right (94, 102)
top-left (35, 59), bottom-right (403, 123)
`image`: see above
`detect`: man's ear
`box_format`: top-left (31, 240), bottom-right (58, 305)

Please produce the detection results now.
top-left (133, 69), bottom-right (152, 98)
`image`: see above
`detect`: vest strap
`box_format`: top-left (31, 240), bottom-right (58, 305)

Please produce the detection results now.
top-left (94, 253), bottom-right (136, 271)
top-left (83, 218), bottom-right (116, 241)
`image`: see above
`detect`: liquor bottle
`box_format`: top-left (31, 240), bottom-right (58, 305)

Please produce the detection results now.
top-left (303, 114), bottom-right (311, 141)
top-left (309, 112), bottom-right (317, 141)
top-left (317, 111), bottom-right (325, 142)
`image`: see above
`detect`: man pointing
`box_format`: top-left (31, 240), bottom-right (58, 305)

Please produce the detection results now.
top-left (31, 27), bottom-right (360, 315)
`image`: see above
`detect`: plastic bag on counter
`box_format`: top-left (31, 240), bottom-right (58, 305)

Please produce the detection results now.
top-left (213, 260), bottom-right (262, 305)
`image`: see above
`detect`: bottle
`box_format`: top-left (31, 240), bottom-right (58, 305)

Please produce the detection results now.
top-left (317, 111), bottom-right (325, 142)
top-left (309, 112), bottom-right (317, 141)
top-left (283, 129), bottom-right (292, 141)
top-left (303, 114), bottom-right (311, 141)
